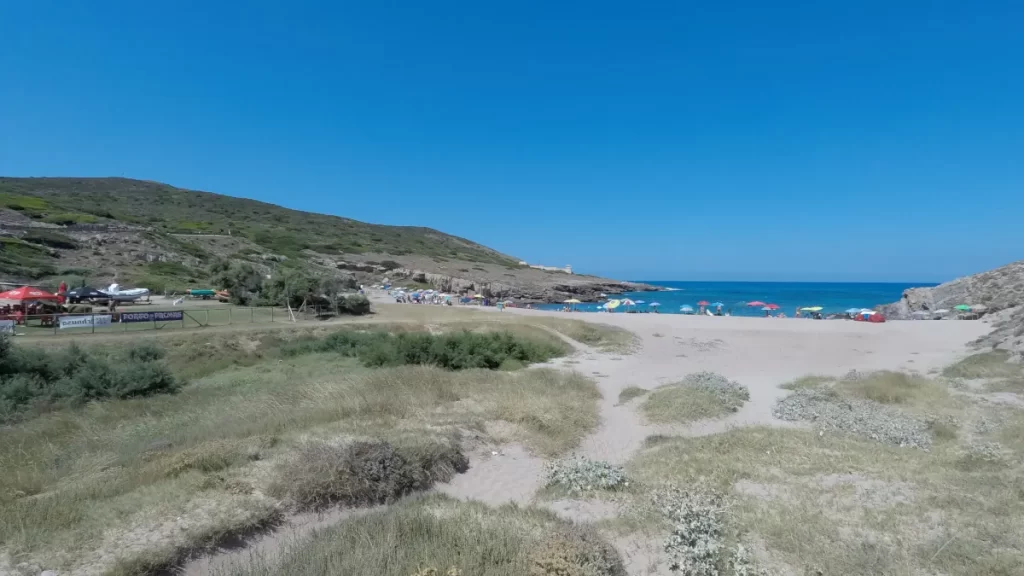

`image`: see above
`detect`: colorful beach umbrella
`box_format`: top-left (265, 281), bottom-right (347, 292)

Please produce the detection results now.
top-left (747, 301), bottom-right (767, 307)
top-left (564, 298), bottom-right (582, 304)
top-left (621, 299), bottom-right (636, 306)
top-left (800, 306), bottom-right (823, 312)
top-left (697, 300), bottom-right (710, 306)
top-left (606, 299), bottom-right (622, 310)
top-left (765, 303), bottom-right (780, 310)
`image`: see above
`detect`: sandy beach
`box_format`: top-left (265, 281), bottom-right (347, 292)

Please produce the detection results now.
top-left (368, 296), bottom-right (992, 501)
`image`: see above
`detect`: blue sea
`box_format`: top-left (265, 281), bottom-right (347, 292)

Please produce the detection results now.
top-left (538, 281), bottom-right (933, 316)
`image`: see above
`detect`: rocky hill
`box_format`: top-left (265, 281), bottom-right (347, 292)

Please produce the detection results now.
top-left (879, 260), bottom-right (1024, 355)
top-left (0, 177), bottom-right (652, 302)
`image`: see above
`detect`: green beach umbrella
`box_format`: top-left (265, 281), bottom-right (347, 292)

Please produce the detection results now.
top-left (800, 306), bottom-right (823, 312)
top-left (954, 305), bottom-right (972, 311)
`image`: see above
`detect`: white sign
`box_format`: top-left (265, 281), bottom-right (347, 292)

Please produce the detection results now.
top-left (58, 315), bottom-right (113, 330)
top-left (0, 320), bottom-right (14, 334)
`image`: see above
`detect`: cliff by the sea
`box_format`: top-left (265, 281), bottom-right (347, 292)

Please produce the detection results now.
top-left (880, 260), bottom-right (1024, 355)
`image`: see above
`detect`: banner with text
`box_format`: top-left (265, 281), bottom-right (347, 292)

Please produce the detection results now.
top-left (119, 311), bottom-right (184, 324)
top-left (58, 315), bottom-right (113, 330)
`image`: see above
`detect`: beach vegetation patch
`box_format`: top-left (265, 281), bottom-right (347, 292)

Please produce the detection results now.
top-left (0, 336), bottom-right (179, 423)
top-left (544, 457), bottom-right (628, 494)
top-left (617, 386), bottom-right (647, 404)
top-left (643, 372), bottom-right (749, 424)
top-left (779, 375), bottom-right (832, 391)
top-left (281, 329), bottom-right (566, 370)
top-left (839, 370), bottom-right (950, 406)
top-left (943, 350), bottom-right (1023, 380)
top-left (268, 438), bottom-right (467, 511)
top-left (213, 495), bottom-right (626, 576)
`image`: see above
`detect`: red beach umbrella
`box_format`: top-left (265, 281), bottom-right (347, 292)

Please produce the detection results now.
top-left (765, 303), bottom-right (780, 310)
top-left (747, 301), bottom-right (767, 307)
top-left (697, 300), bottom-right (710, 306)
top-left (0, 286), bottom-right (60, 302)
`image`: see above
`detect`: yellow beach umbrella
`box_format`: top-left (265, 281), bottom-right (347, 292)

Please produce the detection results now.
top-left (605, 299), bottom-right (622, 310)
top-left (472, 294), bottom-right (485, 299)
top-left (800, 306), bottom-right (823, 312)
top-left (564, 298), bottom-right (582, 304)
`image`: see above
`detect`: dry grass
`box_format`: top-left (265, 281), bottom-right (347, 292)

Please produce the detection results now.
top-left (211, 494), bottom-right (626, 576)
top-left (0, 355), bottom-right (599, 573)
top-left (627, 392), bottom-right (1024, 575)
top-left (839, 371), bottom-right (951, 407)
top-left (642, 387), bottom-right (733, 423)
top-left (642, 375), bottom-right (749, 424)
top-left (779, 375), bottom-right (832, 390)
top-left (617, 386), bottom-right (648, 404)
top-left (942, 350), bottom-right (1023, 380)
top-left (371, 304), bottom-right (637, 353)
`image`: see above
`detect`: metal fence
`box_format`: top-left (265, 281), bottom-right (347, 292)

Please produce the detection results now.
top-left (0, 306), bottom-right (322, 337)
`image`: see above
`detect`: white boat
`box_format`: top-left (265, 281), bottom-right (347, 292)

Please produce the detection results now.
top-left (106, 283), bottom-right (151, 302)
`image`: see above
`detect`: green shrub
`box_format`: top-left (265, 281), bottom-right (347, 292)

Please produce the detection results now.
top-left (337, 294), bottom-right (371, 315)
top-left (544, 457), bottom-right (628, 494)
top-left (282, 330), bottom-right (564, 370)
top-left (0, 337), bottom-right (179, 422)
top-left (268, 439), bottom-right (467, 511)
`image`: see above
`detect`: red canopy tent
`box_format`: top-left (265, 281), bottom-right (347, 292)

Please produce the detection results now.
top-left (0, 286), bottom-right (60, 302)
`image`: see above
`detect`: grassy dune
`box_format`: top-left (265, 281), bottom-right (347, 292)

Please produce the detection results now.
top-left (0, 325), bottom-right (599, 574)
top-left (627, 370), bottom-right (1024, 575)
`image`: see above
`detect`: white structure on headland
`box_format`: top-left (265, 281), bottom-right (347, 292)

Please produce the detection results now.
top-left (519, 261), bottom-right (572, 274)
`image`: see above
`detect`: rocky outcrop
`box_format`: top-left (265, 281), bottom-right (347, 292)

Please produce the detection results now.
top-left (879, 260), bottom-right (1024, 356)
top-left (879, 260), bottom-right (1024, 319)
top-left (386, 268), bottom-right (658, 303)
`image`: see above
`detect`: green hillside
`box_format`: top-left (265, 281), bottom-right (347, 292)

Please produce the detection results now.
top-left (0, 177), bottom-right (516, 282)
top-left (0, 177), bottom-right (517, 266)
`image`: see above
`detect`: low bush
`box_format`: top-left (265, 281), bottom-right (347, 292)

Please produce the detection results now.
top-left (268, 438), bottom-right (467, 510)
top-left (337, 293), bottom-right (371, 315)
top-left (283, 329), bottom-right (564, 370)
top-left (529, 525), bottom-right (627, 576)
top-left (544, 457), bottom-right (628, 494)
top-left (0, 337), bottom-right (179, 422)
top-left (656, 487), bottom-right (771, 576)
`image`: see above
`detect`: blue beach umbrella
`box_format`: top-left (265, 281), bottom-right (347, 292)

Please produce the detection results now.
top-left (845, 308), bottom-right (861, 314)
top-left (649, 302), bottom-right (661, 307)
top-left (680, 305), bottom-right (694, 313)
top-left (709, 302), bottom-right (724, 307)
top-left (635, 300), bottom-right (646, 305)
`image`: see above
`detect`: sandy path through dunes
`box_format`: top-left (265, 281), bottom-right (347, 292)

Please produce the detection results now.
top-left (179, 305), bottom-right (989, 574)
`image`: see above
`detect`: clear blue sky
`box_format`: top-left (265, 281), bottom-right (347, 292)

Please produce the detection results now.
top-left (2, 1), bottom-right (1022, 283)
